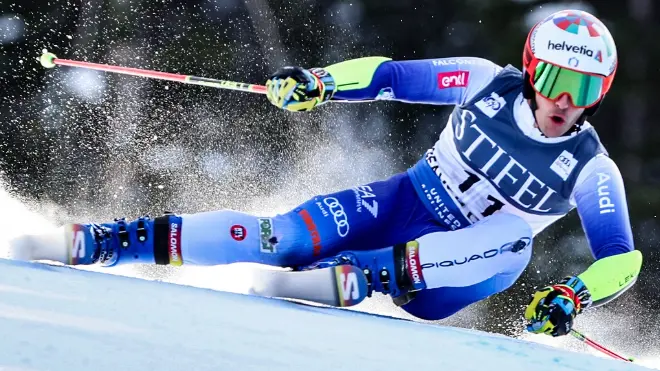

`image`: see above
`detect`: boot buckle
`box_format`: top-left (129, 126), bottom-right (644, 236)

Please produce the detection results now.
top-left (115, 218), bottom-right (130, 249)
top-left (136, 216), bottom-right (149, 242)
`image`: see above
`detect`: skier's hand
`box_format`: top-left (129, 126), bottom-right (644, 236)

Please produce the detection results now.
top-left (524, 276), bottom-right (592, 337)
top-left (266, 66), bottom-right (335, 112)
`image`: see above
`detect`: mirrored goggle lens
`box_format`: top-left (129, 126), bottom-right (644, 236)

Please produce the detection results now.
top-left (532, 61), bottom-right (605, 107)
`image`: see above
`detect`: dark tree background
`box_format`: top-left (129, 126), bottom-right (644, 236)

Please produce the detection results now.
top-left (1, 0), bottom-right (658, 362)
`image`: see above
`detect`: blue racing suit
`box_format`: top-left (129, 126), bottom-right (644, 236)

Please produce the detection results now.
top-left (104, 57), bottom-right (640, 320)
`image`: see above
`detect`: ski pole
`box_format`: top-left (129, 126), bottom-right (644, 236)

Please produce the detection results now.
top-left (570, 329), bottom-right (634, 362)
top-left (38, 50), bottom-right (267, 95)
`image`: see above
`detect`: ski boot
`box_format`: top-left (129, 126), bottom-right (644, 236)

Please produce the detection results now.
top-left (295, 242), bottom-right (427, 306)
top-left (9, 214), bottom-right (179, 267)
top-left (73, 215), bottom-right (159, 266)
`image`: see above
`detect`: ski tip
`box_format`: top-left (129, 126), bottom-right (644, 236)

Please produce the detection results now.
top-left (334, 265), bottom-right (369, 307)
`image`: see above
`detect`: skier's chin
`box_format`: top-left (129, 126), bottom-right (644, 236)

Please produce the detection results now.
top-left (538, 119), bottom-right (573, 138)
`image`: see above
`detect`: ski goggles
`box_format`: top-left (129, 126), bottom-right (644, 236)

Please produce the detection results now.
top-left (530, 61), bottom-right (606, 108)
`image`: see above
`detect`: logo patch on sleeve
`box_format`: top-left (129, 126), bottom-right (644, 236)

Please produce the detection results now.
top-left (437, 71), bottom-right (469, 89)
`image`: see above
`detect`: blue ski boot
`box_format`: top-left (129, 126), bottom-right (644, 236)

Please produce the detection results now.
top-left (295, 242), bottom-right (427, 306)
top-left (67, 214), bottom-right (180, 267)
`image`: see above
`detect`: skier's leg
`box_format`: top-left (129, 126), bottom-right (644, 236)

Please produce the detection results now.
top-left (304, 212), bottom-right (533, 306)
top-left (9, 172), bottom-right (441, 269)
top-left (401, 276), bottom-right (523, 321)
top-left (171, 171), bottom-right (440, 268)
top-left (399, 213), bottom-right (533, 320)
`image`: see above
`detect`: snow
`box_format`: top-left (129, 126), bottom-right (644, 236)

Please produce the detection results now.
top-left (0, 257), bottom-right (654, 371)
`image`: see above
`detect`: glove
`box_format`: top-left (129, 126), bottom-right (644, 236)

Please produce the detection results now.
top-left (524, 276), bottom-right (592, 337)
top-left (265, 66), bottom-right (336, 112)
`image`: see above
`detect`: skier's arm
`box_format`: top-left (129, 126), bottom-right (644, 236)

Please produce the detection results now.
top-left (264, 57), bottom-right (502, 112)
top-left (525, 157), bottom-right (642, 336)
top-left (571, 155), bottom-right (643, 307)
top-left (325, 56), bottom-right (501, 106)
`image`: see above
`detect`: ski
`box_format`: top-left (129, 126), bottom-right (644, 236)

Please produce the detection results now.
top-left (249, 264), bottom-right (370, 307)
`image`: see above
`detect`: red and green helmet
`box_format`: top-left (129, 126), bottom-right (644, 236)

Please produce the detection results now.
top-left (523, 9), bottom-right (618, 108)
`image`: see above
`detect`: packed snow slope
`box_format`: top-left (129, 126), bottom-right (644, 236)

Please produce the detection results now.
top-left (0, 258), bottom-right (652, 371)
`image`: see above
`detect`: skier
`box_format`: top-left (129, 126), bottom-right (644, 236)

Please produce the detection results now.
top-left (10, 9), bottom-right (642, 337)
